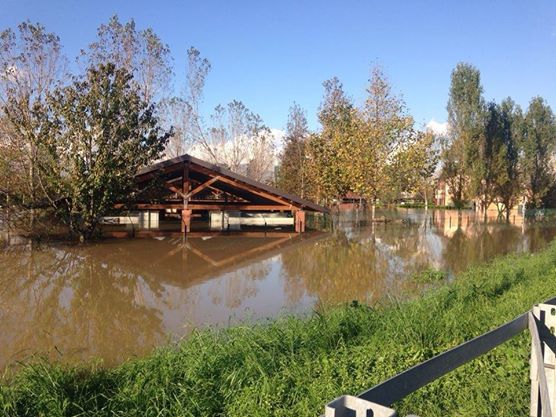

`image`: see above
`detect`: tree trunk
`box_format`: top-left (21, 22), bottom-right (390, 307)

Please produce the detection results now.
top-left (29, 163), bottom-right (36, 236)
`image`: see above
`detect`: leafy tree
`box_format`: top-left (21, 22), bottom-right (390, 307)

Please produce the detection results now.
top-left (468, 101), bottom-right (507, 219)
top-left (305, 68), bottom-right (426, 209)
top-left (442, 62), bottom-right (485, 209)
top-left (440, 139), bottom-right (467, 209)
top-left (494, 98), bottom-right (523, 220)
top-left (81, 15), bottom-right (172, 103)
top-left (394, 130), bottom-right (439, 209)
top-left (277, 103), bottom-right (309, 197)
top-left (354, 66), bottom-right (414, 206)
top-left (318, 77), bottom-right (353, 128)
top-left (520, 97), bottom-right (556, 208)
top-left (306, 77), bottom-right (354, 204)
top-left (47, 63), bottom-right (171, 239)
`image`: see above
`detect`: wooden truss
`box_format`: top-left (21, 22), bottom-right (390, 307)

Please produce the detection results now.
top-left (127, 154), bottom-right (329, 234)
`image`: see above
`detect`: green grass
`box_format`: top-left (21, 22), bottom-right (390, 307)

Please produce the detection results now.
top-left (4, 243), bottom-right (556, 416)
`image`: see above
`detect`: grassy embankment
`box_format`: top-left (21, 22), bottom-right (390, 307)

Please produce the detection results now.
top-left (3, 243), bottom-right (556, 416)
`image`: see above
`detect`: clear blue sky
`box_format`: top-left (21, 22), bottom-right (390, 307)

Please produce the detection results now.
top-left (1, 0), bottom-right (555, 131)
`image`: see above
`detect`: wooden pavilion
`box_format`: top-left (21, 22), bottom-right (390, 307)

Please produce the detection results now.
top-left (127, 154), bottom-right (328, 234)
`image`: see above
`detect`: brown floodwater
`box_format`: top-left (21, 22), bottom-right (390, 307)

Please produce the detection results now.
top-left (1, 208), bottom-right (556, 370)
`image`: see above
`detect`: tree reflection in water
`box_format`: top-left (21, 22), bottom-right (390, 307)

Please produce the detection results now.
top-left (2, 209), bottom-right (556, 370)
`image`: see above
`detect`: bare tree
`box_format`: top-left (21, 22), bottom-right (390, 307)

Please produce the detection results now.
top-left (159, 96), bottom-right (189, 158)
top-left (0, 21), bottom-right (66, 234)
top-left (169, 47), bottom-right (275, 182)
top-left (80, 15), bottom-right (172, 103)
top-left (206, 101), bottom-right (273, 175)
top-left (160, 47), bottom-right (211, 159)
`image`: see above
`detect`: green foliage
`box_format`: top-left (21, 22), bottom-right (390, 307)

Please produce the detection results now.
top-left (520, 97), bottom-right (556, 208)
top-left (302, 68), bottom-right (430, 207)
top-left (442, 62), bottom-right (485, 209)
top-left (47, 63), bottom-right (170, 239)
top-left (412, 267), bottom-right (447, 283)
top-left (4, 242), bottom-right (556, 416)
top-left (466, 101), bottom-right (508, 216)
top-left (447, 63), bottom-right (485, 137)
top-left (349, 66), bottom-right (415, 203)
top-left (0, 20), bottom-right (172, 240)
top-left (305, 77), bottom-right (353, 204)
top-left (392, 130), bottom-right (438, 206)
top-left (441, 63), bottom-right (556, 216)
top-left (495, 98), bottom-right (523, 219)
top-left (276, 103), bottom-right (309, 197)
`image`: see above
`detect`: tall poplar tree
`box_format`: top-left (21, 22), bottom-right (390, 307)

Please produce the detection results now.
top-left (443, 62), bottom-right (485, 209)
top-left (494, 98), bottom-right (522, 220)
top-left (277, 103), bottom-right (309, 197)
top-left (520, 97), bottom-right (556, 208)
top-left (470, 101), bottom-right (506, 219)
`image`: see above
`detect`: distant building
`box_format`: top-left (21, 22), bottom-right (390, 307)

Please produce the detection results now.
top-left (434, 180), bottom-right (453, 207)
top-left (433, 179), bottom-right (526, 214)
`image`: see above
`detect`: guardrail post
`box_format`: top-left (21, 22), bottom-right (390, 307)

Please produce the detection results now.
top-left (321, 299), bottom-right (556, 417)
top-left (325, 395), bottom-right (396, 417)
top-left (532, 306), bottom-right (540, 417)
top-left (531, 304), bottom-right (556, 416)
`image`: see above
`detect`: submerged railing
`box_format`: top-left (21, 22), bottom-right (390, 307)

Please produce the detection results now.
top-left (324, 298), bottom-right (556, 417)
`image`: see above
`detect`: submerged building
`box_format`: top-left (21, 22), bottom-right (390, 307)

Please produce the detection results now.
top-left (106, 154), bottom-right (328, 236)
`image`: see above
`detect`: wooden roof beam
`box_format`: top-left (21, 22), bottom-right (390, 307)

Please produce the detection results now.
top-left (192, 165), bottom-right (296, 207)
top-left (132, 203), bottom-right (292, 211)
top-left (165, 182), bottom-right (186, 198)
top-left (184, 176), bottom-right (222, 200)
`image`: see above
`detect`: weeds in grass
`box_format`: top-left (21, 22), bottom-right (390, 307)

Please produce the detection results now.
top-left (412, 267), bottom-right (448, 283)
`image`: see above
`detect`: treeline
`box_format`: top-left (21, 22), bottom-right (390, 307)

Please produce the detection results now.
top-left (0, 17), bottom-right (275, 239)
top-left (440, 63), bottom-right (556, 218)
top-left (277, 63), bottom-right (556, 218)
top-left (277, 68), bottom-right (437, 209)
top-left (1, 17), bottom-right (554, 240)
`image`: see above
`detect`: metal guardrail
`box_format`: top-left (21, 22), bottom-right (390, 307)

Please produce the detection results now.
top-left (324, 298), bottom-right (556, 417)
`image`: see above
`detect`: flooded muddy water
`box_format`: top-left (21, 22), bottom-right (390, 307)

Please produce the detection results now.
top-left (1, 208), bottom-right (556, 370)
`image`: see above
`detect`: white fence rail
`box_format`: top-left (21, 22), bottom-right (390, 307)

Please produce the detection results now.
top-left (324, 298), bottom-right (556, 417)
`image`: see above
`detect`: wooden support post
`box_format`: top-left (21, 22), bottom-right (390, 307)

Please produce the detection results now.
top-left (182, 162), bottom-right (191, 235)
top-left (181, 209), bottom-right (192, 233)
top-left (295, 210), bottom-right (306, 233)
